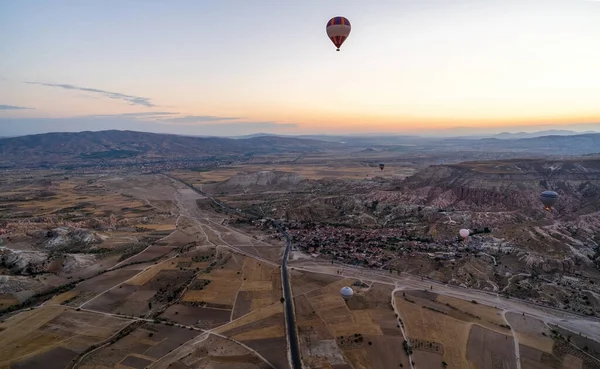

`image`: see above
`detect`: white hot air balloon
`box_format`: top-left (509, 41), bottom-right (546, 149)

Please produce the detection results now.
top-left (459, 229), bottom-right (470, 240)
top-left (340, 286), bottom-right (354, 301)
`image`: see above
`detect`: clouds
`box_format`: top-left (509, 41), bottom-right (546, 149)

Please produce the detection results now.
top-left (26, 82), bottom-right (156, 107)
top-left (0, 104), bottom-right (34, 110)
top-left (83, 112), bottom-right (178, 118)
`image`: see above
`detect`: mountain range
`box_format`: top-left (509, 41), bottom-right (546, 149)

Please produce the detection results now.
top-left (2, 130), bottom-right (600, 168)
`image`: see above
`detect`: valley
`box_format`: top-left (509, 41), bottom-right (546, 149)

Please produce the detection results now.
top-left (1, 131), bottom-right (600, 368)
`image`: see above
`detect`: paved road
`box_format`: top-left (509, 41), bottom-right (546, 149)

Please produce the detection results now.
top-left (289, 259), bottom-right (600, 343)
top-left (274, 220), bottom-right (303, 369)
top-left (163, 174), bottom-right (303, 369)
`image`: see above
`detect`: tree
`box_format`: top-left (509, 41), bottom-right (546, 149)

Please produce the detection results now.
top-left (280, 297), bottom-right (285, 303)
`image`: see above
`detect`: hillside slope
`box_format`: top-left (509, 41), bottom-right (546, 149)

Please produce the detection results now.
top-left (0, 130), bottom-right (342, 167)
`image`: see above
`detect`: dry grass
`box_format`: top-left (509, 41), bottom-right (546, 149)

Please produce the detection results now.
top-left (238, 258), bottom-right (281, 310)
top-left (436, 294), bottom-right (505, 326)
top-left (395, 295), bottom-right (477, 369)
top-left (46, 291), bottom-right (79, 305)
top-left (342, 348), bottom-right (370, 369)
top-left (0, 306), bottom-right (128, 367)
top-left (231, 325), bottom-right (285, 341)
top-left (519, 334), bottom-right (554, 355)
top-left (128, 262), bottom-right (177, 286)
top-left (140, 223), bottom-right (176, 231)
top-left (466, 325), bottom-right (516, 369)
top-left (182, 278), bottom-right (240, 306)
top-left (182, 255), bottom-right (245, 306)
top-left (0, 295), bottom-right (19, 309)
top-left (213, 303), bottom-right (283, 335)
top-left (505, 312), bottom-right (554, 354)
top-left (290, 270), bottom-right (343, 296)
top-left (328, 309), bottom-right (383, 337)
top-left (561, 354), bottom-right (583, 369)
top-left (169, 162), bottom-right (415, 184)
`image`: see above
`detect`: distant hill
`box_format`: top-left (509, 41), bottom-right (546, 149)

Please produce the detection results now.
top-left (436, 133), bottom-right (600, 155)
top-left (493, 130), bottom-right (597, 139)
top-left (0, 130), bottom-right (342, 168)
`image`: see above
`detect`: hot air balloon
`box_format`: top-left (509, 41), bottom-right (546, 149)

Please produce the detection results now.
top-left (340, 286), bottom-right (354, 301)
top-left (326, 17), bottom-right (351, 51)
top-left (540, 190), bottom-right (558, 211)
top-left (379, 163), bottom-right (385, 171)
top-left (459, 229), bottom-right (470, 240)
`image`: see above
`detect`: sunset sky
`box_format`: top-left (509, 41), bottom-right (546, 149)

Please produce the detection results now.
top-left (1, 0), bottom-right (600, 136)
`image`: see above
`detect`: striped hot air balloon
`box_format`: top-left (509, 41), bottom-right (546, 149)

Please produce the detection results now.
top-left (326, 16), bottom-right (351, 51)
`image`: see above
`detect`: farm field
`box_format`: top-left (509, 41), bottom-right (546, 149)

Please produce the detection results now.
top-left (0, 306), bottom-right (130, 369)
top-left (181, 253), bottom-right (245, 309)
top-left (141, 332), bottom-right (273, 369)
top-left (77, 322), bottom-right (199, 368)
top-left (291, 270), bottom-right (411, 369)
top-left (395, 289), bottom-right (519, 369)
top-left (213, 301), bottom-right (287, 369)
top-left (505, 312), bottom-right (554, 354)
top-left (466, 325), bottom-right (516, 369)
top-left (168, 159), bottom-right (415, 186)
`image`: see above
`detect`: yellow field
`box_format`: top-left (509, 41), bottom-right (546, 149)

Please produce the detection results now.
top-left (329, 309), bottom-right (383, 337)
top-left (213, 303), bottom-right (283, 334)
top-left (240, 280), bottom-right (273, 292)
top-left (395, 296), bottom-right (477, 369)
top-left (298, 276), bottom-right (385, 338)
top-left (241, 258), bottom-right (275, 280)
top-left (231, 325), bottom-right (285, 341)
top-left (0, 306), bottom-right (65, 367)
top-left (0, 295), bottom-right (19, 308)
top-left (182, 277), bottom-right (241, 306)
top-left (0, 306), bottom-right (128, 367)
top-left (169, 162), bottom-right (415, 184)
top-left (128, 262), bottom-right (177, 286)
top-left (236, 258), bottom-right (282, 309)
top-left (305, 278), bottom-right (357, 299)
top-left (436, 294), bottom-right (505, 326)
top-left (15, 180), bottom-right (150, 216)
top-left (516, 332), bottom-right (554, 353)
top-left (182, 255), bottom-right (245, 305)
top-left (307, 293), bottom-right (348, 315)
top-left (46, 291), bottom-right (79, 305)
top-left (141, 223), bottom-right (177, 231)
top-left (343, 348), bottom-right (370, 369)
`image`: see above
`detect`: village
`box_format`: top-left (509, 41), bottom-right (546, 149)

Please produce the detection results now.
top-left (280, 222), bottom-right (481, 270)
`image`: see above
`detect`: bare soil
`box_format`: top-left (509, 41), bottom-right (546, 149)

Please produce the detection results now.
top-left (242, 336), bottom-right (289, 369)
top-left (412, 349), bottom-right (445, 369)
top-left (11, 347), bottom-right (78, 369)
top-left (290, 270), bottom-right (343, 296)
top-left (466, 325), bottom-right (517, 369)
top-left (160, 304), bottom-right (231, 329)
top-left (121, 355), bottom-right (154, 369)
top-left (364, 335), bottom-right (411, 369)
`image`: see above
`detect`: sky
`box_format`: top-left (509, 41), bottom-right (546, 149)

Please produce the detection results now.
top-left (1, 0), bottom-right (600, 137)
